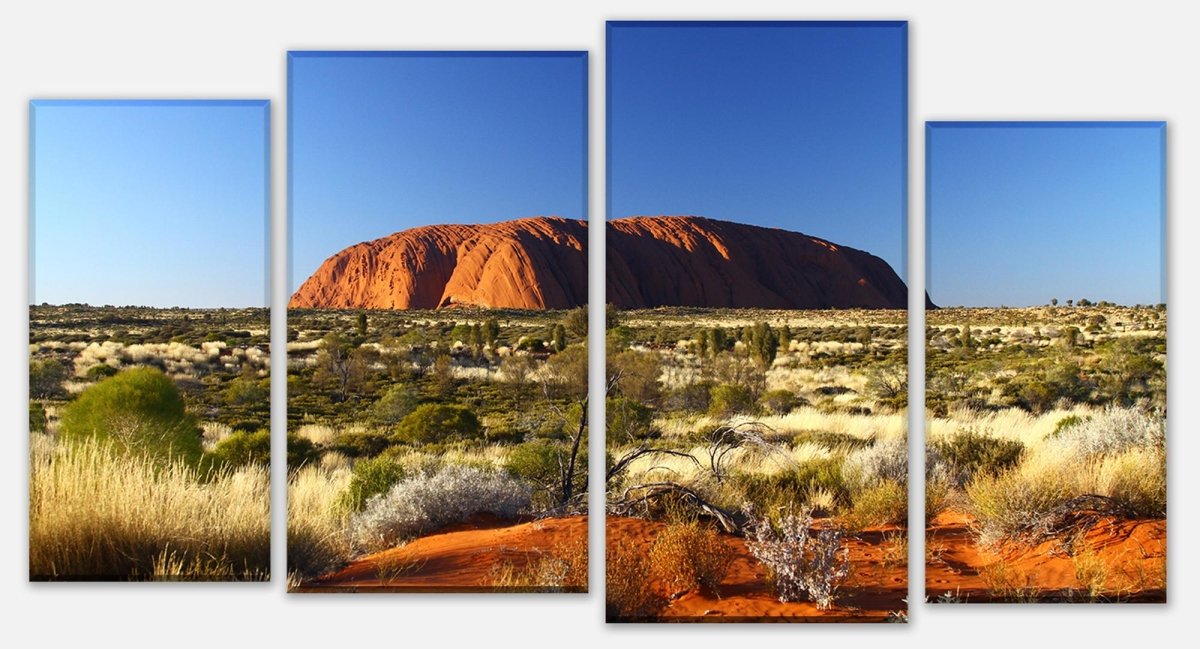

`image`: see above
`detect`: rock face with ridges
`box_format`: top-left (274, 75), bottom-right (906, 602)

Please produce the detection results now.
top-left (290, 215), bottom-right (913, 310)
top-left (607, 216), bottom-right (911, 309)
top-left (289, 217), bottom-right (587, 310)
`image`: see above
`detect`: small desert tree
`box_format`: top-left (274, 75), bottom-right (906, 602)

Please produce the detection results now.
top-left (371, 383), bottom-right (419, 429)
top-left (395, 403), bottom-right (481, 444)
top-left (30, 358), bottom-right (69, 400)
top-left (58, 367), bottom-right (203, 466)
top-left (313, 332), bottom-right (368, 401)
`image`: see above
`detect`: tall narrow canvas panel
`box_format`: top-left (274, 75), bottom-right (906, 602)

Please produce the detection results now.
top-left (605, 21), bottom-right (910, 622)
top-left (287, 52), bottom-right (589, 592)
top-left (925, 121), bottom-right (1166, 604)
top-left (29, 99), bottom-right (271, 581)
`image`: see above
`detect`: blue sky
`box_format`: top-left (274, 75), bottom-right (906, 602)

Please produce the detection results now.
top-left (31, 100), bottom-right (269, 308)
top-left (607, 21), bottom-right (907, 276)
top-left (289, 52), bottom-right (587, 291)
top-left (928, 122), bottom-right (1165, 307)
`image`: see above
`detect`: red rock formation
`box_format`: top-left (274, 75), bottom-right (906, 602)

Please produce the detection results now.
top-left (289, 217), bottom-right (587, 310)
top-left (290, 215), bottom-right (912, 310)
top-left (608, 216), bottom-right (910, 309)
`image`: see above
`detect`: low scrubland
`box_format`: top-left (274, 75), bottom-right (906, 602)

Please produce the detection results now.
top-left (926, 306), bottom-right (1166, 602)
top-left (28, 305), bottom-right (271, 580)
top-left (286, 307), bottom-right (589, 590)
top-left (604, 307), bottom-right (909, 620)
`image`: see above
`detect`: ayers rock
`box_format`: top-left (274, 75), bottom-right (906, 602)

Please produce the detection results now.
top-left (290, 215), bottom-right (914, 310)
top-left (608, 216), bottom-right (914, 309)
top-left (290, 217), bottom-right (588, 310)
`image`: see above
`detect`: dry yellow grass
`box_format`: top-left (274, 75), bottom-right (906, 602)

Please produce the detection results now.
top-left (286, 464), bottom-right (352, 581)
top-left (29, 438), bottom-right (269, 580)
top-left (649, 520), bottom-right (734, 596)
top-left (655, 407), bottom-right (906, 443)
top-left (928, 406), bottom-right (1097, 449)
top-left (489, 535), bottom-right (588, 592)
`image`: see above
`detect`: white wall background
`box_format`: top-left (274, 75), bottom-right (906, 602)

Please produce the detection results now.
top-left (1, 1), bottom-right (1195, 646)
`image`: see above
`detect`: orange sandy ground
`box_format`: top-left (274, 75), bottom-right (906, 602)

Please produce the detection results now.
top-left (295, 514), bottom-right (588, 593)
top-left (607, 516), bottom-right (907, 622)
top-left (925, 510), bottom-right (1166, 603)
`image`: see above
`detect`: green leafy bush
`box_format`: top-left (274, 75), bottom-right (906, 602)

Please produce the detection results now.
top-left (930, 430), bottom-right (1025, 487)
top-left (733, 457), bottom-right (850, 513)
top-left (844, 480), bottom-right (907, 530)
top-left (58, 367), bottom-right (202, 466)
top-left (330, 430), bottom-right (393, 458)
top-left (606, 397), bottom-right (656, 441)
top-left (340, 456), bottom-right (406, 512)
top-left (224, 376), bottom-right (269, 406)
top-left (371, 384), bottom-right (418, 427)
top-left (708, 384), bottom-right (754, 418)
top-left (29, 401), bottom-right (47, 433)
top-left (287, 432), bottom-right (321, 468)
top-left (85, 363), bottom-right (119, 382)
top-left (30, 358), bottom-right (69, 399)
top-left (208, 429), bottom-right (270, 468)
top-left (504, 438), bottom-right (588, 511)
top-left (394, 403), bottom-right (481, 444)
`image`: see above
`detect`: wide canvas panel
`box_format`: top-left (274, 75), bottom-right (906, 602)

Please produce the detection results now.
top-left (29, 99), bottom-right (271, 581)
top-left (605, 21), bottom-right (910, 622)
top-left (925, 122), bottom-right (1167, 603)
top-left (286, 51), bottom-right (589, 592)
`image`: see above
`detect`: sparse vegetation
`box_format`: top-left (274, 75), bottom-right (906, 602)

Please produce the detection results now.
top-left (605, 307), bottom-right (909, 619)
top-left (286, 308), bottom-right (589, 591)
top-left (29, 305), bottom-right (270, 581)
top-left (649, 520), bottom-right (734, 596)
top-left (926, 306), bottom-right (1166, 603)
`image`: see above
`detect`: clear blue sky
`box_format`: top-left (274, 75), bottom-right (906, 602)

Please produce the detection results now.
top-left (31, 100), bottom-right (269, 308)
top-left (607, 21), bottom-right (907, 276)
top-left (289, 52), bottom-right (587, 291)
top-left (928, 122), bottom-right (1165, 307)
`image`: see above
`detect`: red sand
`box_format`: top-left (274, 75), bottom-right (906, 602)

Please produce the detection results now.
top-left (606, 516), bottom-right (907, 622)
top-left (925, 510), bottom-right (1166, 602)
top-left (296, 515), bottom-right (588, 593)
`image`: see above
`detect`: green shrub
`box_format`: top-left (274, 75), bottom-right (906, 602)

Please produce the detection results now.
top-left (760, 389), bottom-right (803, 415)
top-left (708, 384), bottom-right (754, 418)
top-left (606, 397), bottom-right (656, 441)
top-left (330, 430), bottom-right (393, 458)
top-left (733, 457), bottom-right (850, 513)
top-left (505, 439), bottom-right (578, 510)
top-left (29, 401), bottom-right (47, 433)
top-left (208, 429), bottom-right (270, 468)
top-left (791, 430), bottom-right (872, 452)
top-left (931, 431), bottom-right (1025, 487)
top-left (30, 358), bottom-right (69, 399)
top-left (371, 384), bottom-right (418, 427)
top-left (287, 432), bottom-right (321, 468)
top-left (58, 367), bottom-right (202, 466)
top-left (85, 363), bottom-right (119, 382)
top-left (223, 376), bottom-right (269, 406)
top-left (505, 440), bottom-right (561, 484)
top-left (341, 456), bottom-right (406, 512)
top-left (394, 403), bottom-right (481, 444)
top-left (844, 480), bottom-right (907, 530)
top-left (227, 417), bottom-right (266, 433)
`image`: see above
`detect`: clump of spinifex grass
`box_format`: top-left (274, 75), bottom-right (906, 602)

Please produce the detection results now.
top-left (29, 437), bottom-right (269, 580)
